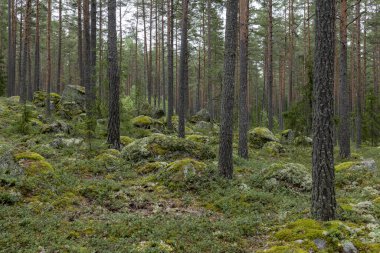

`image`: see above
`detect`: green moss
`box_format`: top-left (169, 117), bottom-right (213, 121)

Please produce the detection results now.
top-left (136, 162), bottom-right (167, 174)
top-left (120, 136), bottom-right (134, 146)
top-left (186, 134), bottom-right (209, 144)
top-left (132, 115), bottom-right (162, 128)
top-left (14, 151), bottom-right (44, 161)
top-left (263, 141), bottom-right (286, 156)
top-left (249, 127), bottom-right (278, 148)
top-left (275, 219), bottom-right (323, 241)
top-left (335, 161), bottom-right (359, 172)
top-left (52, 192), bottom-right (82, 209)
top-left (258, 245), bottom-right (308, 253)
top-left (373, 197), bottom-right (380, 204)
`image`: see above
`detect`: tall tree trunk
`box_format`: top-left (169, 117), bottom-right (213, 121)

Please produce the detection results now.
top-left (142, 0), bottom-right (148, 101)
top-left (311, 0), bottom-right (336, 221)
top-left (99, 0), bottom-right (104, 105)
top-left (20, 0), bottom-right (31, 103)
top-left (78, 0), bottom-right (84, 85)
top-left (18, 3), bottom-right (23, 97)
top-left (219, 0), bottom-right (238, 179)
top-left (56, 0), bottom-right (62, 93)
top-left (338, 0), bottom-right (350, 158)
top-left (46, 0), bottom-right (52, 115)
top-left (267, 0), bottom-right (273, 130)
top-left (238, 0), bottom-right (249, 159)
top-left (288, 0), bottom-right (294, 106)
top-left (34, 0), bottom-right (40, 92)
top-left (90, 0), bottom-right (97, 115)
top-left (161, 0), bottom-right (166, 112)
top-left (7, 0), bottom-right (14, 96)
top-left (107, 0), bottom-right (120, 149)
top-left (167, 0), bottom-right (174, 129)
top-left (355, 0), bottom-right (362, 148)
top-left (207, 0), bottom-right (213, 120)
top-left (178, 0), bottom-right (189, 138)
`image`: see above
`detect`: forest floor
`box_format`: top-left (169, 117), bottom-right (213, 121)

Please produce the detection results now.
top-left (0, 93), bottom-right (379, 253)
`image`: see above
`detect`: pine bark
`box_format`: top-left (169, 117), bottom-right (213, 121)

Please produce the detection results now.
top-left (167, 0), bottom-right (174, 129)
top-left (178, 0), bottom-right (189, 138)
top-left (20, 0), bottom-right (31, 103)
top-left (78, 0), bottom-right (84, 85)
top-left (107, 0), bottom-right (120, 149)
top-left (338, 0), bottom-right (350, 159)
top-left (7, 0), bottom-right (15, 96)
top-left (34, 0), bottom-right (40, 92)
top-left (238, 0), bottom-right (249, 159)
top-left (56, 0), bottom-right (62, 93)
top-left (355, 0), bottom-right (362, 148)
top-left (219, 0), bottom-right (238, 179)
top-left (311, 0), bottom-right (337, 221)
top-left (46, 0), bottom-right (52, 115)
top-left (267, 0), bottom-right (273, 130)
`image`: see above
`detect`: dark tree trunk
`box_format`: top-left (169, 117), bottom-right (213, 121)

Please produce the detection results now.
top-left (219, 0), bottom-right (238, 179)
top-left (46, 0), bottom-right (52, 116)
top-left (7, 0), bottom-right (15, 97)
top-left (207, 0), bottom-right (213, 120)
top-left (311, 0), bottom-right (336, 221)
top-left (161, 1), bottom-right (166, 112)
top-left (355, 0), bottom-right (362, 148)
top-left (78, 0), bottom-right (84, 85)
top-left (89, 0), bottom-right (97, 116)
top-left (238, 0), bottom-right (249, 159)
top-left (338, 0), bottom-right (350, 159)
top-left (20, 0), bottom-right (31, 103)
top-left (107, 0), bottom-right (120, 149)
top-left (34, 0), bottom-right (40, 92)
top-left (56, 0), bottom-right (62, 93)
top-left (167, 0), bottom-right (174, 129)
top-left (267, 0), bottom-right (273, 130)
top-left (178, 0), bottom-right (189, 138)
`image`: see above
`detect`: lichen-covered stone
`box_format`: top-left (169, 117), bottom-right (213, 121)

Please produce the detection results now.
top-left (263, 141), bottom-right (286, 156)
top-left (280, 129), bottom-right (295, 143)
top-left (157, 158), bottom-right (207, 190)
top-left (249, 127), bottom-right (279, 149)
top-left (122, 133), bottom-right (215, 162)
top-left (335, 159), bottom-right (377, 172)
top-left (294, 136), bottom-right (313, 146)
top-left (190, 109), bottom-right (211, 123)
top-left (32, 91), bottom-right (61, 108)
top-left (58, 85), bottom-right (86, 118)
top-left (42, 120), bottom-right (72, 134)
top-left (263, 163), bottom-right (311, 191)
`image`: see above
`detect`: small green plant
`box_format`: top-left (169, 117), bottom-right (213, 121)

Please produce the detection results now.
top-left (16, 104), bottom-right (33, 134)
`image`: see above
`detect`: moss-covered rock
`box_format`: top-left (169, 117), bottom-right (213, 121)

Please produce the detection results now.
top-left (135, 240), bottom-right (174, 252)
top-left (132, 115), bottom-right (163, 129)
top-left (280, 129), bottom-right (295, 143)
top-left (136, 161), bottom-right (168, 175)
top-left (157, 158), bottom-right (207, 190)
top-left (335, 159), bottom-right (377, 172)
top-left (32, 91), bottom-right (61, 108)
top-left (190, 109), bottom-right (211, 123)
top-left (122, 133), bottom-right (215, 162)
top-left (120, 136), bottom-right (134, 146)
top-left (294, 136), bottom-right (313, 146)
top-left (186, 134), bottom-right (209, 144)
top-left (13, 151), bottom-right (53, 176)
top-left (249, 127), bottom-right (279, 149)
top-left (263, 141), bottom-right (286, 156)
top-left (263, 163), bottom-right (312, 191)
top-left (58, 85), bottom-right (86, 118)
top-left (42, 120), bottom-right (72, 134)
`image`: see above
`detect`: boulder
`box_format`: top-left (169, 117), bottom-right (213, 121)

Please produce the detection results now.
top-left (335, 159), bottom-right (377, 172)
top-left (132, 115), bottom-right (163, 129)
top-left (13, 151), bottom-right (53, 176)
top-left (186, 134), bottom-right (209, 144)
top-left (122, 133), bottom-right (215, 162)
top-left (50, 138), bottom-right (83, 149)
top-left (263, 141), bottom-right (286, 156)
top-left (263, 163), bottom-right (312, 191)
top-left (249, 127), bottom-right (278, 149)
top-left (294, 136), bottom-right (313, 146)
top-left (190, 109), bottom-right (211, 123)
top-left (342, 241), bottom-right (358, 253)
top-left (59, 85), bottom-right (86, 118)
top-left (32, 91), bottom-right (61, 108)
top-left (280, 129), bottom-right (295, 143)
top-left (42, 120), bottom-right (72, 134)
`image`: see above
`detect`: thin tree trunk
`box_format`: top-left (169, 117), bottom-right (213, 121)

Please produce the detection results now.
top-left (46, 0), bottom-right (52, 115)
top-left (56, 0), bottom-right (62, 93)
top-left (338, 0), bottom-right (350, 158)
top-left (267, 0), bottom-right (273, 130)
top-left (355, 0), bottom-right (362, 148)
top-left (20, 0), bottom-right (31, 103)
top-left (167, 0), bottom-right (174, 129)
top-left (34, 0), bottom-right (40, 92)
top-left (78, 0), bottom-right (84, 85)
top-left (207, 0), bottom-right (213, 120)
